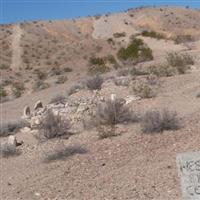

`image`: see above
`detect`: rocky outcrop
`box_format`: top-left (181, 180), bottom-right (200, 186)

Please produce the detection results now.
top-left (34, 100), bottom-right (43, 110)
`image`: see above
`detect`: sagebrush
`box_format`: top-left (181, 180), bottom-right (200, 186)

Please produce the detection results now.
top-left (141, 109), bottom-right (180, 133)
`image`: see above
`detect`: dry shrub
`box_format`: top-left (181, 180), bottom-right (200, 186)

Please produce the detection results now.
top-left (38, 110), bottom-right (71, 140)
top-left (66, 84), bottom-right (85, 96)
top-left (95, 98), bottom-right (139, 139)
top-left (86, 75), bottom-right (103, 90)
top-left (166, 52), bottom-right (194, 74)
top-left (55, 75), bottom-right (68, 84)
top-left (96, 98), bottom-right (139, 125)
top-left (88, 64), bottom-right (109, 75)
top-left (130, 67), bottom-right (149, 76)
top-left (49, 95), bottom-right (67, 104)
top-left (0, 121), bottom-right (27, 137)
top-left (33, 80), bottom-right (49, 91)
top-left (97, 125), bottom-right (119, 139)
top-left (0, 143), bottom-right (21, 157)
top-left (43, 144), bottom-right (87, 162)
top-left (132, 83), bottom-right (156, 98)
top-left (175, 34), bottom-right (194, 44)
top-left (141, 109), bottom-right (180, 133)
top-left (149, 64), bottom-right (175, 77)
top-left (113, 32), bottom-right (126, 38)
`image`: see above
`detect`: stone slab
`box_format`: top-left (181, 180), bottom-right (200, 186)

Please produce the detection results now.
top-left (176, 151), bottom-right (200, 200)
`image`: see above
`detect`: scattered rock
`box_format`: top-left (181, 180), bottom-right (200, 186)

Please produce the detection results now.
top-left (114, 76), bottom-right (131, 86)
top-left (125, 95), bottom-right (141, 104)
top-left (7, 135), bottom-right (17, 146)
top-left (21, 127), bottom-right (31, 133)
top-left (34, 100), bottom-right (43, 110)
top-left (111, 94), bottom-right (116, 101)
top-left (30, 116), bottom-right (43, 128)
top-left (23, 106), bottom-right (31, 118)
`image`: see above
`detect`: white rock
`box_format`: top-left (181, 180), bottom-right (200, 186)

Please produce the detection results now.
top-left (20, 127), bottom-right (31, 133)
top-left (125, 95), bottom-right (141, 104)
top-left (23, 106), bottom-right (31, 118)
top-left (7, 135), bottom-right (17, 146)
top-left (34, 100), bottom-right (43, 110)
top-left (111, 94), bottom-right (116, 101)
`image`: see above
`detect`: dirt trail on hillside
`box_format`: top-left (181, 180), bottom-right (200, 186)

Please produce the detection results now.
top-left (11, 24), bottom-right (23, 70)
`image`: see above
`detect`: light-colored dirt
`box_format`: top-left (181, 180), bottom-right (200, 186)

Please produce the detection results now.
top-left (10, 24), bottom-right (23, 70)
top-left (1, 6), bottom-right (200, 200)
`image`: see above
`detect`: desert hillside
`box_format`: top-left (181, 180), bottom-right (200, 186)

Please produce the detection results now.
top-left (0, 6), bottom-right (200, 102)
top-left (0, 6), bottom-right (200, 200)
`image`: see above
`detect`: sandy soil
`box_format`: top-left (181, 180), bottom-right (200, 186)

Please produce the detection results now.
top-left (1, 6), bottom-right (200, 200)
top-left (10, 24), bottom-right (23, 70)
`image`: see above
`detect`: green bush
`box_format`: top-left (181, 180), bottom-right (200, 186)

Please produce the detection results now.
top-left (117, 38), bottom-right (153, 63)
top-left (141, 30), bottom-right (166, 39)
top-left (0, 87), bottom-right (7, 98)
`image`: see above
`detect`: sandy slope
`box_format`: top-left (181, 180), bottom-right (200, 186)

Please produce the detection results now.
top-left (10, 24), bottom-right (23, 70)
top-left (1, 6), bottom-right (200, 200)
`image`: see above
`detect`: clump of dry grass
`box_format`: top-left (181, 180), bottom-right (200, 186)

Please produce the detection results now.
top-left (132, 82), bottom-right (156, 98)
top-left (66, 83), bottom-right (85, 96)
top-left (149, 64), bottom-right (175, 77)
top-left (38, 110), bottom-right (71, 141)
top-left (43, 144), bottom-right (87, 162)
top-left (0, 121), bottom-right (27, 137)
top-left (141, 109), bottom-right (180, 133)
top-left (166, 52), bottom-right (194, 74)
top-left (0, 143), bottom-right (21, 157)
top-left (49, 95), bottom-right (67, 104)
top-left (86, 75), bottom-right (103, 90)
top-left (95, 98), bottom-right (139, 139)
top-left (96, 98), bottom-right (139, 125)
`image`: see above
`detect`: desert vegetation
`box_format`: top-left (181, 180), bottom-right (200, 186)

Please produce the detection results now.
top-left (86, 75), bottom-right (103, 90)
top-left (141, 30), bottom-right (166, 39)
top-left (49, 95), bottom-right (67, 104)
top-left (0, 121), bottom-right (27, 137)
top-left (0, 142), bottom-right (21, 157)
top-left (38, 110), bottom-right (71, 141)
top-left (132, 82), bottom-right (156, 98)
top-left (117, 38), bottom-right (153, 63)
top-left (166, 52), bottom-right (194, 74)
top-left (95, 97), bottom-right (139, 138)
top-left (174, 34), bottom-right (194, 44)
top-left (141, 109), bottom-right (180, 133)
top-left (43, 144), bottom-right (87, 162)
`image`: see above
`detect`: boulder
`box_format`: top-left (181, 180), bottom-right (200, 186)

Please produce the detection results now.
top-left (125, 95), bottom-right (141, 104)
top-left (30, 116), bottom-right (42, 128)
top-left (23, 106), bottom-right (31, 118)
top-left (34, 100), bottom-right (43, 110)
top-left (7, 135), bottom-right (17, 147)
